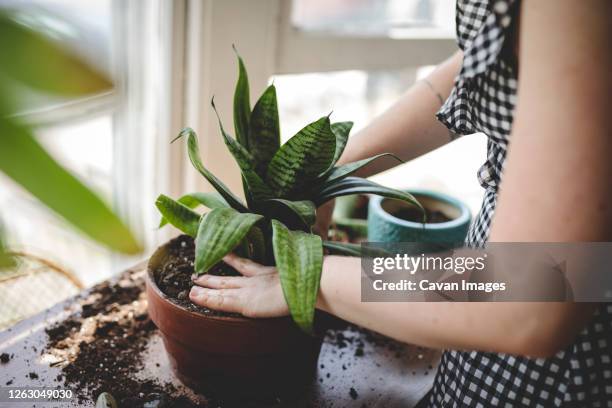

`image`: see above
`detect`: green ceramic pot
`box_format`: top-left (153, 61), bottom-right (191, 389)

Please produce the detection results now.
top-left (368, 189), bottom-right (471, 251)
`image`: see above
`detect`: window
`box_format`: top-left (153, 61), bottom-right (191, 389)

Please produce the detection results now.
top-left (291, 0), bottom-right (455, 38)
top-left (0, 0), bottom-right (186, 286)
top-left (2, 0), bottom-right (484, 290)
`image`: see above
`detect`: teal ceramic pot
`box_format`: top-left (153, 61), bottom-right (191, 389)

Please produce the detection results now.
top-left (368, 189), bottom-right (471, 251)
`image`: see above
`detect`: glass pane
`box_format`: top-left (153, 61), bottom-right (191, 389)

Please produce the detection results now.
top-left (291, 0), bottom-right (455, 38)
top-left (274, 69), bottom-right (486, 215)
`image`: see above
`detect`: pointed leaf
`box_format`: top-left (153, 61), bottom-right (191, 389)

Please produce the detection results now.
top-left (155, 194), bottom-right (201, 237)
top-left (321, 153), bottom-right (402, 185)
top-left (174, 128), bottom-right (248, 212)
top-left (195, 208), bottom-right (263, 274)
top-left (329, 121), bottom-right (353, 168)
top-left (249, 85), bottom-right (281, 174)
top-left (0, 11), bottom-right (112, 96)
top-left (211, 100), bottom-right (274, 202)
top-left (272, 219), bottom-right (323, 333)
top-left (266, 116), bottom-right (336, 197)
top-left (261, 199), bottom-right (316, 230)
top-left (314, 177), bottom-right (424, 216)
top-left (159, 192), bottom-right (227, 228)
top-left (233, 46), bottom-right (251, 149)
top-left (0, 119), bottom-right (141, 254)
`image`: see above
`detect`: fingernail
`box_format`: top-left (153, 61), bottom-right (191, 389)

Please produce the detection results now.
top-left (190, 286), bottom-right (204, 296)
top-left (191, 274), bottom-right (198, 281)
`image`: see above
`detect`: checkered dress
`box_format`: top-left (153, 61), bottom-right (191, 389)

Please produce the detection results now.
top-left (429, 0), bottom-right (612, 406)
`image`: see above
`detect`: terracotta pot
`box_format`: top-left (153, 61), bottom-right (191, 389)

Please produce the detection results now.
top-left (146, 240), bottom-right (322, 396)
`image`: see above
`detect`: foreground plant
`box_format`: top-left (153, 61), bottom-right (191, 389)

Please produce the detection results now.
top-left (156, 49), bottom-right (422, 333)
top-left (0, 10), bottom-right (141, 267)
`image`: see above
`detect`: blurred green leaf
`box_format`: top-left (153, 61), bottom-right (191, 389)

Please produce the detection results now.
top-left (0, 11), bottom-right (111, 96)
top-left (0, 119), bottom-right (141, 254)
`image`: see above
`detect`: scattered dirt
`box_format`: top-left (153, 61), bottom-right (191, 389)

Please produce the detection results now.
top-left (44, 274), bottom-right (200, 407)
top-left (152, 235), bottom-right (241, 317)
top-left (393, 206), bottom-right (451, 224)
top-left (0, 352), bottom-right (10, 364)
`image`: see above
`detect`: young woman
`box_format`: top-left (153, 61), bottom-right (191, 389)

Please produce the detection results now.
top-left (190, 1), bottom-right (612, 405)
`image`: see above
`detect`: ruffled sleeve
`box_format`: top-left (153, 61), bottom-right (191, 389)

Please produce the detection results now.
top-left (436, 0), bottom-right (519, 141)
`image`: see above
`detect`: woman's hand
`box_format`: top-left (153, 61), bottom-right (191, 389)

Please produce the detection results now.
top-left (189, 253), bottom-right (289, 318)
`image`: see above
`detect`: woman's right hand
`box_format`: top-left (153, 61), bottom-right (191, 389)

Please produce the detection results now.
top-left (313, 200), bottom-right (335, 240)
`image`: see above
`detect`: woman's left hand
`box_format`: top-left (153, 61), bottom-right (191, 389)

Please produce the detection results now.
top-left (189, 253), bottom-right (289, 318)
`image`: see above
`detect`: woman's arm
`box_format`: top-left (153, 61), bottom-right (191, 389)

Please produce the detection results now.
top-left (316, 0), bottom-right (611, 357)
top-left (314, 51), bottom-right (462, 235)
top-left (337, 50), bottom-right (462, 176)
top-left (190, 0), bottom-right (611, 358)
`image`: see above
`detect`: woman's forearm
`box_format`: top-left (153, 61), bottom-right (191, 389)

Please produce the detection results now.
top-left (316, 256), bottom-right (595, 357)
top-left (338, 50), bottom-right (463, 177)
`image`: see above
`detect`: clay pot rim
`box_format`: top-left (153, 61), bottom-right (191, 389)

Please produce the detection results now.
top-left (146, 240), bottom-right (296, 327)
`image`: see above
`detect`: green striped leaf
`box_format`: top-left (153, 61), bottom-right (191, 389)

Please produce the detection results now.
top-left (266, 116), bottom-right (336, 197)
top-left (249, 84), bottom-right (281, 175)
top-left (233, 46), bottom-right (251, 149)
top-left (211, 100), bottom-right (274, 203)
top-left (158, 192), bottom-right (227, 228)
top-left (173, 128), bottom-right (248, 212)
top-left (272, 219), bottom-right (323, 333)
top-left (314, 177), bottom-right (424, 217)
top-left (195, 208), bottom-right (263, 274)
top-left (321, 153), bottom-right (402, 185)
top-left (262, 199), bottom-right (316, 231)
top-left (328, 121), bottom-right (353, 169)
top-left (0, 119), bottom-right (141, 254)
top-left (155, 194), bottom-right (201, 237)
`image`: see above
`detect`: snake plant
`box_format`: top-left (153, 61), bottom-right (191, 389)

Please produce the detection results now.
top-left (156, 49), bottom-right (422, 333)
